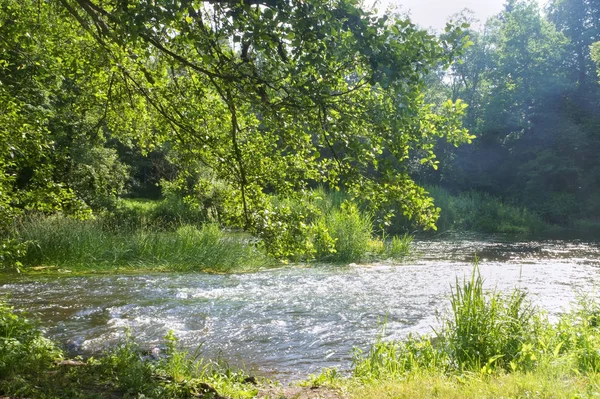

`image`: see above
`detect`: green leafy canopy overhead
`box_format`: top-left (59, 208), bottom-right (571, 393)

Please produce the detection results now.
top-left (1, 0), bottom-right (473, 260)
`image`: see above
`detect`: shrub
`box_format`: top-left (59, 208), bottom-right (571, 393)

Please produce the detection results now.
top-left (322, 202), bottom-right (372, 263)
top-left (255, 192), bottom-right (372, 263)
top-left (0, 301), bottom-right (62, 379)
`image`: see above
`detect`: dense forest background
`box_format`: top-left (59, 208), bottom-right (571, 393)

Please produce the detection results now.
top-left (1, 0), bottom-right (600, 265)
top-left (421, 0), bottom-right (600, 230)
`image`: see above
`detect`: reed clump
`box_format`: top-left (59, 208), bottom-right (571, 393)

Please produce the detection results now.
top-left (14, 214), bottom-right (270, 272)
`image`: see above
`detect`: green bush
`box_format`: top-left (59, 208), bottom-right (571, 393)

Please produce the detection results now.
top-left (253, 197), bottom-right (322, 261)
top-left (0, 301), bottom-right (62, 379)
top-left (254, 191), bottom-right (372, 263)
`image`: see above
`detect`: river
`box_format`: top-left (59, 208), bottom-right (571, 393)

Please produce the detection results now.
top-left (1, 237), bottom-right (599, 381)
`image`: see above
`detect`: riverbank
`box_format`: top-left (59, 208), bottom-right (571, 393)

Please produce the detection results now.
top-left (3, 267), bottom-right (600, 398)
top-left (1, 196), bottom-right (412, 274)
top-left (4, 188), bottom-right (600, 275)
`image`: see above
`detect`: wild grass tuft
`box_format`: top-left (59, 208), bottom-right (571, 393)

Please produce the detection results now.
top-left (353, 333), bottom-right (444, 381)
top-left (317, 202), bottom-right (372, 263)
top-left (15, 214), bottom-right (271, 272)
top-left (442, 263), bottom-right (538, 371)
top-left (386, 234), bottom-right (413, 260)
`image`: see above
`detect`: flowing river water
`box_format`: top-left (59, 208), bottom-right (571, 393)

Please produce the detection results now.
top-left (1, 237), bottom-right (600, 381)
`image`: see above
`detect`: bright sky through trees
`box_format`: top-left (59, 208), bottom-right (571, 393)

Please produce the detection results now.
top-left (375, 0), bottom-right (546, 31)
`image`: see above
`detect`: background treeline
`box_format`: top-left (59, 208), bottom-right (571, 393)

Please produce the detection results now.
top-left (420, 0), bottom-right (600, 232)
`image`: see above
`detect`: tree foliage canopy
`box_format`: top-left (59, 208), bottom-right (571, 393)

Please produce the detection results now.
top-left (0, 0), bottom-right (473, 260)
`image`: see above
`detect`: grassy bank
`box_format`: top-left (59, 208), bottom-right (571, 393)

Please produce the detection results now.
top-left (13, 214), bottom-right (271, 273)
top-left (2, 193), bottom-right (413, 273)
top-left (311, 265), bottom-right (600, 398)
top-left (427, 186), bottom-right (548, 235)
top-left (0, 301), bottom-right (259, 398)
top-left (4, 184), bottom-right (598, 274)
top-left (346, 371), bottom-right (599, 398)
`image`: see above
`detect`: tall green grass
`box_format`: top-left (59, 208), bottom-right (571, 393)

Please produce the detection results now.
top-left (257, 189), bottom-right (394, 263)
top-left (353, 333), bottom-right (444, 380)
top-left (428, 185), bottom-right (546, 234)
top-left (15, 215), bottom-right (271, 272)
top-left (387, 234), bottom-right (413, 260)
top-left (443, 264), bottom-right (537, 371)
top-left (6, 189), bottom-right (413, 271)
top-left (315, 202), bottom-right (373, 263)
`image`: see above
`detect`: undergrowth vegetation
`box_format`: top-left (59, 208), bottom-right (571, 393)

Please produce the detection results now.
top-left (13, 215), bottom-right (270, 272)
top-left (428, 185), bottom-right (547, 235)
top-left (0, 301), bottom-right (62, 382)
top-left (2, 189), bottom-right (414, 272)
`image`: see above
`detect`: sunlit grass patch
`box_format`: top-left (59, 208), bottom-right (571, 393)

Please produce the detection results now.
top-left (322, 202), bottom-right (372, 263)
top-left (346, 370), bottom-right (599, 399)
top-left (386, 234), bottom-right (413, 260)
top-left (14, 214), bottom-right (272, 273)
